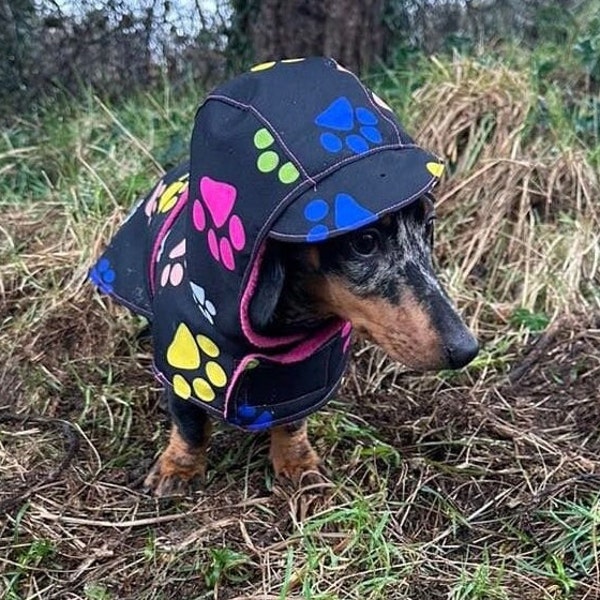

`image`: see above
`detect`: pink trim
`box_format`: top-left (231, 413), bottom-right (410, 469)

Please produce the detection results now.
top-left (148, 187), bottom-right (189, 296)
top-left (224, 319), bottom-right (346, 418)
top-left (239, 243), bottom-right (305, 348)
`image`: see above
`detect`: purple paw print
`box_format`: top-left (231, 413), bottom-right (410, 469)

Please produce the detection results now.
top-left (90, 258), bottom-right (116, 294)
top-left (315, 96), bottom-right (383, 155)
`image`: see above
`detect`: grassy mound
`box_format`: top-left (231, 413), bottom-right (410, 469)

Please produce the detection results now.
top-left (1, 57), bottom-right (599, 599)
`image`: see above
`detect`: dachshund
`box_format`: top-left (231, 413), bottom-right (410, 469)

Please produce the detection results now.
top-left (143, 193), bottom-right (479, 496)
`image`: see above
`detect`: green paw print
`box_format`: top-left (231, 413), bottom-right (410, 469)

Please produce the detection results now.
top-left (253, 128), bottom-right (300, 184)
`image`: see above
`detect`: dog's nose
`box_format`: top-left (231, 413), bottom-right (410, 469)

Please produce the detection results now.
top-left (446, 333), bottom-right (479, 369)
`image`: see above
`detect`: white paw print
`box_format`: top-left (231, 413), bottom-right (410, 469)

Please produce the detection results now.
top-left (190, 282), bottom-right (217, 325)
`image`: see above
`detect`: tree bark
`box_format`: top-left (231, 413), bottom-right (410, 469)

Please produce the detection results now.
top-left (232, 0), bottom-right (388, 74)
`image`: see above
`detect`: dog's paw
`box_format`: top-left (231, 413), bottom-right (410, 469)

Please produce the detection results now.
top-left (273, 464), bottom-right (334, 521)
top-left (143, 454), bottom-right (206, 497)
top-left (269, 422), bottom-right (329, 492)
top-left (278, 465), bottom-right (332, 497)
top-left (273, 455), bottom-right (324, 486)
top-left (272, 451), bottom-right (333, 500)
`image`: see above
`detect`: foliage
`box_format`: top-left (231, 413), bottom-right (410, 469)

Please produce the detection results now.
top-left (2, 0), bottom-right (600, 120)
top-left (510, 308), bottom-right (551, 332)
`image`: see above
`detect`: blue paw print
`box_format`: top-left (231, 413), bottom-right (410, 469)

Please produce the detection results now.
top-left (230, 403), bottom-right (273, 431)
top-left (315, 97), bottom-right (383, 154)
top-left (90, 258), bottom-right (116, 294)
top-left (304, 193), bottom-right (377, 241)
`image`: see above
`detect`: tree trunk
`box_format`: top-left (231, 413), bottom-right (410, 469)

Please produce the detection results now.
top-left (230, 0), bottom-right (388, 74)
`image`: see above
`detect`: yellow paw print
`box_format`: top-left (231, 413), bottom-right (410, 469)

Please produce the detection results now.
top-left (145, 174), bottom-right (189, 220)
top-left (426, 162), bottom-right (445, 178)
top-left (158, 177), bottom-right (189, 213)
top-left (166, 323), bottom-right (228, 402)
top-left (250, 58), bottom-right (305, 72)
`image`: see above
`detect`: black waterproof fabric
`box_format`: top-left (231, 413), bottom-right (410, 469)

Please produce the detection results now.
top-left (90, 57), bottom-right (445, 431)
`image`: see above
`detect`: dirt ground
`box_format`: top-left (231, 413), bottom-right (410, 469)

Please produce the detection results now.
top-left (1, 205), bottom-right (599, 598)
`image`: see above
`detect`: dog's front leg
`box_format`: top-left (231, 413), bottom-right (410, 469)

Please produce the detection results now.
top-left (269, 419), bottom-right (322, 484)
top-left (144, 390), bottom-right (212, 496)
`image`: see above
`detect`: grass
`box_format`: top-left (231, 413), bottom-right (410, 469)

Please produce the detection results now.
top-left (1, 52), bottom-right (599, 599)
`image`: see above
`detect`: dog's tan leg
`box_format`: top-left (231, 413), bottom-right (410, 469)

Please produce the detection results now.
top-left (269, 419), bottom-right (322, 484)
top-left (144, 417), bottom-right (212, 497)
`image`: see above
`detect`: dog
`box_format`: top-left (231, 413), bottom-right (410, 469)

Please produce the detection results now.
top-left (142, 195), bottom-right (478, 495)
top-left (89, 57), bottom-right (479, 497)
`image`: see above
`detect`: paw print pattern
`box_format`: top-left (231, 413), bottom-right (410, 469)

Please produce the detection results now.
top-left (426, 162), bottom-right (445, 178)
top-left (303, 193), bottom-right (376, 242)
top-left (90, 258), bottom-right (116, 294)
top-left (250, 58), bottom-right (305, 72)
top-left (192, 177), bottom-right (247, 271)
top-left (145, 180), bottom-right (165, 219)
top-left (315, 96), bottom-right (383, 155)
top-left (230, 403), bottom-right (273, 431)
top-left (253, 128), bottom-right (300, 185)
top-left (155, 230), bottom-right (170, 264)
top-left (190, 282), bottom-right (217, 325)
top-left (159, 239), bottom-right (186, 287)
top-left (145, 176), bottom-right (189, 221)
top-left (166, 323), bottom-right (228, 402)
top-left (227, 359), bottom-right (272, 429)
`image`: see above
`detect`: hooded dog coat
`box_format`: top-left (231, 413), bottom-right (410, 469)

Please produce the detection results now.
top-left (90, 57), bottom-right (445, 431)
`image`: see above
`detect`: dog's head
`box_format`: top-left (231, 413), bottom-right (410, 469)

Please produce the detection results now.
top-left (250, 195), bottom-right (478, 371)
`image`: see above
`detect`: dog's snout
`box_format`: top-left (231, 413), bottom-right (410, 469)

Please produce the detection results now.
top-left (424, 283), bottom-right (479, 370)
top-left (445, 331), bottom-right (479, 369)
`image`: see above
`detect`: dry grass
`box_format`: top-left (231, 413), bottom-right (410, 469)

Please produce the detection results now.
top-left (1, 58), bottom-right (600, 599)
top-left (409, 60), bottom-right (600, 381)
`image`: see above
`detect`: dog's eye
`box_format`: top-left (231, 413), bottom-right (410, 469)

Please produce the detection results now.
top-left (349, 230), bottom-right (381, 256)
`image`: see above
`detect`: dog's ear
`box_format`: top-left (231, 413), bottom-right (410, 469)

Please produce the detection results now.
top-left (248, 242), bottom-right (286, 332)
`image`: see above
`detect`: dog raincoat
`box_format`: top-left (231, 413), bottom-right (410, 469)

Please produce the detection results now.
top-left (90, 57), bottom-right (445, 431)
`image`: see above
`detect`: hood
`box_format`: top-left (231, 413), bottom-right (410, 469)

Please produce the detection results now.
top-left (89, 57), bottom-right (444, 430)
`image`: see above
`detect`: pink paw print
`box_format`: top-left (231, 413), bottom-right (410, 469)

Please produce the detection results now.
top-left (192, 177), bottom-right (246, 271)
top-left (160, 239), bottom-right (186, 287)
